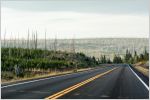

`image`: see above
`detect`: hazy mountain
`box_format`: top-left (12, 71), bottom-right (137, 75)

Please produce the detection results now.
top-left (2, 38), bottom-right (149, 59)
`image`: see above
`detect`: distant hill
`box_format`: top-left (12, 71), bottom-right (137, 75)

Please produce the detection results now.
top-left (2, 38), bottom-right (149, 59)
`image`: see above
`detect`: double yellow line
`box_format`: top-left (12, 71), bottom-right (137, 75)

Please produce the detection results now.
top-left (45, 67), bottom-right (117, 99)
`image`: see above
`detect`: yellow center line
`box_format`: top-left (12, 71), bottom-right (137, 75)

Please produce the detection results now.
top-left (45, 67), bottom-right (118, 99)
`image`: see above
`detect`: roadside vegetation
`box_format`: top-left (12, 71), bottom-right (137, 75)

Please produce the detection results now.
top-left (1, 47), bottom-right (98, 82)
top-left (98, 48), bottom-right (149, 78)
top-left (2, 46), bottom-right (148, 82)
top-left (99, 48), bottom-right (149, 64)
top-left (1, 31), bottom-right (99, 82)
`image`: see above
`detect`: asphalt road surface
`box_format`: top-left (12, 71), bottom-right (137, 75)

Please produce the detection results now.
top-left (1, 64), bottom-right (149, 99)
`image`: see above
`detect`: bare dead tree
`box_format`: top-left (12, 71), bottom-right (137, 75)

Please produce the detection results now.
top-left (26, 29), bottom-right (30, 72)
top-left (45, 30), bottom-right (47, 50)
top-left (11, 33), bottom-right (14, 48)
top-left (32, 31), bottom-right (38, 50)
top-left (132, 42), bottom-right (135, 55)
top-left (27, 29), bottom-right (30, 49)
top-left (17, 33), bottom-right (19, 57)
top-left (21, 37), bottom-right (25, 57)
top-left (70, 37), bottom-right (75, 53)
top-left (117, 46), bottom-right (119, 55)
top-left (49, 39), bottom-right (51, 50)
top-left (35, 31), bottom-right (38, 49)
top-left (14, 36), bottom-right (16, 48)
top-left (54, 35), bottom-right (57, 52)
top-left (53, 35), bottom-right (58, 72)
top-left (72, 38), bottom-right (75, 53)
top-left (3, 29), bottom-right (6, 48)
top-left (33, 32), bottom-right (36, 49)
top-left (32, 32), bottom-right (34, 49)
top-left (44, 29), bottom-right (47, 59)
top-left (8, 33), bottom-right (12, 59)
top-left (18, 33), bottom-right (19, 48)
top-left (21, 37), bottom-right (23, 48)
top-left (70, 37), bottom-right (77, 71)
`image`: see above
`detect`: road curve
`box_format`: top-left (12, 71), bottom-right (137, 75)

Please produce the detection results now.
top-left (1, 64), bottom-right (149, 99)
top-left (59, 65), bottom-right (149, 99)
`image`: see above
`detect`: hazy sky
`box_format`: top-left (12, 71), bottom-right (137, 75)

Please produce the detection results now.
top-left (1, 0), bottom-right (149, 39)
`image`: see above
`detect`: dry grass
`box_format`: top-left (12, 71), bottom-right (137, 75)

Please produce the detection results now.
top-left (1, 67), bottom-right (94, 84)
top-left (134, 66), bottom-right (149, 77)
top-left (133, 61), bottom-right (149, 77)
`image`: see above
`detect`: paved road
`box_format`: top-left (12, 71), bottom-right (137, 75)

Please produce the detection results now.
top-left (1, 64), bottom-right (149, 99)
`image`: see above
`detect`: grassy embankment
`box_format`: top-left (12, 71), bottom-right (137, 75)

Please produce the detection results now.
top-left (1, 48), bottom-right (98, 83)
top-left (2, 67), bottom-right (95, 84)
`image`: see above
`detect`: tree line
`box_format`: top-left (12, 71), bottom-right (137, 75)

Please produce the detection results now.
top-left (1, 46), bottom-right (148, 79)
top-left (98, 48), bottom-right (149, 64)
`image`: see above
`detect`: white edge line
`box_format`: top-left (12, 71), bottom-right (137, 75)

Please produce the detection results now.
top-left (128, 65), bottom-right (149, 91)
top-left (1, 68), bottom-right (99, 88)
top-left (1, 74), bottom-right (70, 88)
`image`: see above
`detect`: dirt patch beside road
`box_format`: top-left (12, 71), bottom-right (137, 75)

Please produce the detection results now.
top-left (133, 61), bottom-right (149, 78)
